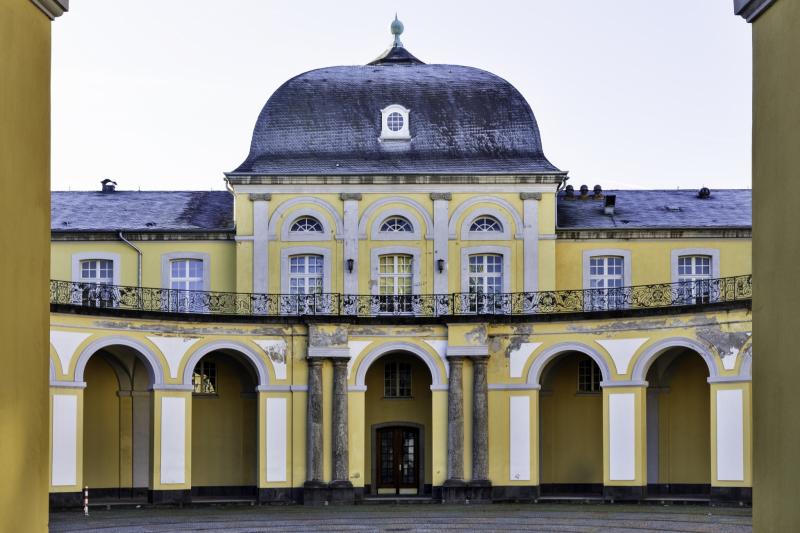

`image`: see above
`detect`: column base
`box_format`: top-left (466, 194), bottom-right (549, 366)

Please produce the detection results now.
top-left (603, 485), bottom-right (646, 502)
top-left (303, 480), bottom-right (329, 506)
top-left (711, 486), bottom-right (752, 506)
top-left (467, 480), bottom-right (492, 502)
top-left (258, 487), bottom-right (297, 504)
top-left (490, 485), bottom-right (539, 502)
top-left (329, 480), bottom-right (355, 505)
top-left (148, 489), bottom-right (191, 505)
top-left (441, 479), bottom-right (467, 503)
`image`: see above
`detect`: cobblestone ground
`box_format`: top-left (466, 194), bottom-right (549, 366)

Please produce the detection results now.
top-left (49, 503), bottom-right (752, 533)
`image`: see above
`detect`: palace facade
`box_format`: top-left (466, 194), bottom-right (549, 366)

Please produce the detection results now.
top-left (48, 20), bottom-right (753, 506)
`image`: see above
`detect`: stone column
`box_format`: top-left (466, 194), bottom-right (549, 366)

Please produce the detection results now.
top-left (471, 357), bottom-right (489, 482)
top-left (443, 356), bottom-right (466, 501)
top-left (330, 358), bottom-right (354, 503)
top-left (304, 358), bottom-right (325, 503)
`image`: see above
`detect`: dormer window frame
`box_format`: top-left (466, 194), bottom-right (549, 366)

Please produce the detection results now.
top-left (380, 104), bottom-right (411, 141)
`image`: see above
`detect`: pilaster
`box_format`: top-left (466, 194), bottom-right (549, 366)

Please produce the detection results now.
top-left (520, 193), bottom-right (540, 293)
top-left (709, 379), bottom-right (752, 504)
top-left (341, 193), bottom-right (361, 295)
top-left (257, 390), bottom-right (292, 504)
top-left (149, 387), bottom-right (192, 504)
top-left (602, 385), bottom-right (646, 501)
top-left (431, 193), bottom-right (451, 295)
top-left (49, 386), bottom-right (84, 507)
top-left (250, 193), bottom-right (271, 295)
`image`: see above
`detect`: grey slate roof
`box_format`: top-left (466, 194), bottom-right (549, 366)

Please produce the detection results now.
top-left (557, 189), bottom-right (752, 230)
top-left (51, 191), bottom-right (234, 232)
top-left (229, 45), bottom-right (560, 176)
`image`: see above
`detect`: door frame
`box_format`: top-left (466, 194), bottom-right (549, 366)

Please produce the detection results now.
top-left (370, 422), bottom-right (425, 495)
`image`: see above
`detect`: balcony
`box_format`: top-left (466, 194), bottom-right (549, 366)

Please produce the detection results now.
top-left (49, 275), bottom-right (752, 320)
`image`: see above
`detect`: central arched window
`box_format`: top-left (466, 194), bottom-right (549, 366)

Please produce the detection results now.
top-left (290, 216), bottom-right (323, 233)
top-left (378, 254), bottom-right (413, 313)
top-left (289, 254), bottom-right (324, 294)
top-left (380, 216), bottom-right (413, 233)
top-left (469, 216), bottom-right (503, 233)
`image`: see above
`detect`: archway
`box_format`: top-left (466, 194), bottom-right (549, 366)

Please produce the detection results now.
top-left (363, 351), bottom-right (433, 496)
top-left (538, 351), bottom-right (604, 496)
top-left (644, 347), bottom-right (712, 497)
top-left (189, 349), bottom-right (259, 500)
top-left (82, 345), bottom-right (155, 501)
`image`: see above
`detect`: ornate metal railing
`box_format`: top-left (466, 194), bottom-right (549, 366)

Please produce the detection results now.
top-left (49, 275), bottom-right (752, 319)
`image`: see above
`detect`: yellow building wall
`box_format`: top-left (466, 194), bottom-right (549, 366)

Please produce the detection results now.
top-left (191, 355), bottom-right (257, 487)
top-left (83, 357), bottom-right (122, 489)
top-left (1, 1), bottom-right (53, 530)
top-left (539, 354), bottom-right (603, 484)
top-left (363, 354), bottom-right (433, 487)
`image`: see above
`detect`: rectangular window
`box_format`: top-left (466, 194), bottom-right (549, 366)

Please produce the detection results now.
top-left (384, 361), bottom-right (412, 398)
top-left (467, 254), bottom-right (504, 313)
top-left (378, 254), bottom-right (413, 313)
top-left (169, 259), bottom-right (205, 311)
top-left (78, 259), bottom-right (115, 307)
top-left (677, 255), bottom-right (712, 303)
top-left (577, 359), bottom-right (601, 393)
top-left (286, 254), bottom-right (324, 314)
top-left (588, 256), bottom-right (625, 310)
top-left (192, 360), bottom-right (217, 395)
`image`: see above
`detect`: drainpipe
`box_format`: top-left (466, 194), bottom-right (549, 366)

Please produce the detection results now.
top-left (118, 231), bottom-right (142, 287)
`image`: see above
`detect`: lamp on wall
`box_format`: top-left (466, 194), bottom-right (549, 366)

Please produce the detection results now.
top-left (437, 258), bottom-right (445, 273)
top-left (346, 259), bottom-right (354, 273)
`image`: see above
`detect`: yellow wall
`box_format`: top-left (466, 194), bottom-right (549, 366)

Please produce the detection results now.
top-left (1, 1), bottom-right (52, 530)
top-left (83, 357), bottom-right (122, 489)
top-left (191, 355), bottom-right (257, 487)
top-left (752, 0), bottom-right (800, 530)
top-left (363, 354), bottom-right (433, 487)
top-left (539, 354), bottom-right (603, 485)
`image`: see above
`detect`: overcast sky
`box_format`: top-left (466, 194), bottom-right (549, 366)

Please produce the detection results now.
top-left (52, 0), bottom-right (751, 192)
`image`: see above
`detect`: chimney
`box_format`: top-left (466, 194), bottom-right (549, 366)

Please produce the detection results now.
top-left (604, 194), bottom-right (616, 215)
top-left (698, 187), bottom-right (711, 199)
top-left (101, 179), bottom-right (117, 193)
top-left (579, 184), bottom-right (589, 199)
top-left (593, 184), bottom-right (603, 199)
top-left (564, 184), bottom-right (575, 200)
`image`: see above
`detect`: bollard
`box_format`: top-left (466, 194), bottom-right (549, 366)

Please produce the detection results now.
top-left (83, 486), bottom-right (89, 517)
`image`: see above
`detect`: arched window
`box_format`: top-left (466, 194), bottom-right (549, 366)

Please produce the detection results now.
top-left (289, 216), bottom-right (323, 233)
top-left (379, 216), bottom-right (414, 233)
top-left (469, 216), bottom-right (503, 233)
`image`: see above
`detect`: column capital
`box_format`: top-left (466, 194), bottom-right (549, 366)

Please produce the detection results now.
top-left (520, 192), bottom-right (542, 201)
top-left (307, 346), bottom-right (350, 359)
top-left (340, 192), bottom-right (363, 201)
top-left (446, 345), bottom-right (489, 358)
top-left (248, 193), bottom-right (272, 202)
top-left (430, 192), bottom-right (452, 201)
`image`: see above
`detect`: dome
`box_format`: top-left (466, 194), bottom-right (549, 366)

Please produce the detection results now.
top-left (229, 41), bottom-right (560, 176)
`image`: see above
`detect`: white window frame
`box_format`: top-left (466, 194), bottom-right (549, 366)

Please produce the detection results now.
top-left (379, 104), bottom-right (411, 141)
top-left (461, 208), bottom-right (512, 241)
top-left (670, 248), bottom-right (720, 282)
top-left (459, 246), bottom-right (512, 294)
top-left (582, 249), bottom-right (632, 290)
top-left (280, 246), bottom-right (332, 294)
top-left (370, 246), bottom-right (422, 296)
top-left (287, 254), bottom-right (325, 295)
top-left (160, 252), bottom-right (211, 291)
top-left (280, 208), bottom-right (333, 242)
top-left (371, 208), bottom-right (422, 241)
top-left (583, 250), bottom-right (631, 311)
top-left (71, 252), bottom-right (121, 285)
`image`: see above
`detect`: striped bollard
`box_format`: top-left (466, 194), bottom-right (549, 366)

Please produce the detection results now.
top-left (83, 486), bottom-right (89, 516)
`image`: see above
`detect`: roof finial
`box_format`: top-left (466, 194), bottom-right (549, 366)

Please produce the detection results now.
top-left (390, 14), bottom-right (404, 47)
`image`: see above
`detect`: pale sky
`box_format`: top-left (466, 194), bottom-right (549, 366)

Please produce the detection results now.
top-left (52, 0), bottom-right (752, 191)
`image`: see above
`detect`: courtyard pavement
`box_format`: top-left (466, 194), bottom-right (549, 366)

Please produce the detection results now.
top-left (49, 503), bottom-right (752, 533)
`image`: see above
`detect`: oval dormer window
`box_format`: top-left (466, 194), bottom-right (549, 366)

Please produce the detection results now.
top-left (380, 104), bottom-right (410, 140)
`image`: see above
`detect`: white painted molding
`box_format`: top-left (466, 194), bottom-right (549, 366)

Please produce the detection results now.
top-left (71, 252), bottom-right (121, 285)
top-left (279, 246), bottom-right (333, 295)
top-left (596, 338), bottom-right (649, 376)
top-left (51, 394), bottom-right (78, 486)
top-left (146, 336), bottom-right (200, 380)
top-left (160, 396), bottom-right (186, 484)
top-left (280, 207), bottom-right (334, 242)
top-left (446, 345), bottom-right (489, 357)
top-left (160, 252), bottom-right (211, 291)
top-left (670, 248), bottom-right (721, 283)
top-left (489, 383), bottom-right (540, 391)
top-left (608, 393), bottom-right (636, 481)
top-left (265, 397), bottom-right (288, 482)
top-left (448, 196), bottom-right (524, 240)
top-left (50, 330), bottom-right (91, 376)
top-left (357, 197), bottom-right (433, 240)
top-left (707, 376), bottom-right (752, 384)
top-left (509, 342), bottom-right (542, 378)
top-left (600, 380), bottom-right (648, 388)
top-left (460, 207), bottom-right (512, 241)
top-left (353, 341), bottom-right (446, 389)
top-left (509, 396), bottom-right (531, 481)
top-left (526, 341), bottom-right (613, 387)
top-left (370, 208), bottom-right (423, 241)
top-left (267, 197), bottom-right (344, 240)
top-left (181, 340), bottom-right (271, 389)
top-left (582, 249), bottom-right (632, 289)
top-left (459, 245), bottom-right (512, 294)
top-left (307, 346), bottom-right (350, 359)
top-left (50, 380), bottom-right (86, 389)
top-left (73, 335), bottom-right (165, 386)
top-left (716, 389), bottom-right (745, 481)
top-left (630, 337), bottom-right (719, 382)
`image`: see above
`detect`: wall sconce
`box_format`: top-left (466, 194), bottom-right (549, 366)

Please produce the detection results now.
top-left (437, 259), bottom-right (445, 273)
top-left (346, 258), bottom-right (354, 273)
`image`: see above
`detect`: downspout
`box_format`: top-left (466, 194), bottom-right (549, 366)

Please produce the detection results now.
top-left (118, 231), bottom-right (142, 287)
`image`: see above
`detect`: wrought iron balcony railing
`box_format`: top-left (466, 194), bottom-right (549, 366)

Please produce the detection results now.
top-left (49, 275), bottom-right (752, 319)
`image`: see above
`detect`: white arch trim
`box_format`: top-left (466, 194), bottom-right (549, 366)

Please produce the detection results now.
top-left (369, 207), bottom-right (424, 241)
top-left (526, 342), bottom-right (613, 388)
top-left (460, 207), bottom-right (513, 241)
top-left (73, 335), bottom-right (166, 387)
top-left (630, 337), bottom-right (719, 382)
top-left (181, 340), bottom-right (272, 390)
top-left (448, 197), bottom-right (524, 240)
top-left (353, 341), bottom-right (446, 390)
top-left (358, 197), bottom-right (434, 240)
top-left (268, 197), bottom-right (344, 240)
top-left (279, 206), bottom-right (334, 242)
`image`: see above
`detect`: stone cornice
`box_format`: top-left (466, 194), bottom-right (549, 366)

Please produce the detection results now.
top-left (31, 0), bottom-right (68, 19)
top-left (556, 228), bottom-right (751, 240)
top-left (733, 0), bottom-right (776, 22)
top-left (51, 231), bottom-right (235, 242)
top-left (226, 173), bottom-right (567, 186)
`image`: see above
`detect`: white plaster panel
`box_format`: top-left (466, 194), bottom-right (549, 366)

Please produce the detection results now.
top-left (266, 397), bottom-right (287, 482)
top-left (716, 389), bottom-right (745, 481)
top-left (509, 395), bottom-right (531, 481)
top-left (509, 342), bottom-right (541, 378)
top-left (347, 341), bottom-right (373, 379)
top-left (160, 396), bottom-right (186, 484)
top-left (423, 340), bottom-right (449, 377)
top-left (50, 330), bottom-right (91, 376)
top-left (254, 340), bottom-right (288, 381)
top-left (609, 393), bottom-right (636, 481)
top-left (51, 394), bottom-right (78, 486)
top-left (147, 336), bottom-right (199, 380)
top-left (596, 338), bottom-right (649, 375)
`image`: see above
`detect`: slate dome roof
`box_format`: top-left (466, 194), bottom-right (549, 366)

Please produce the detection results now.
top-left (229, 25), bottom-right (561, 176)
